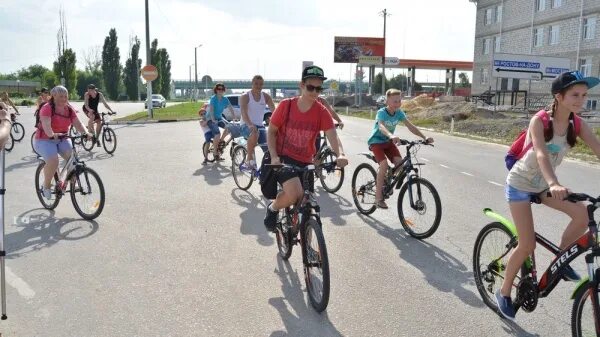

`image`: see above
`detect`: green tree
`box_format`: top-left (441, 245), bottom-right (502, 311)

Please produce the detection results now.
top-left (76, 70), bottom-right (103, 99)
top-left (123, 37), bottom-right (142, 100)
top-left (42, 71), bottom-right (58, 88)
top-left (372, 73), bottom-right (391, 94)
top-left (17, 64), bottom-right (50, 81)
top-left (158, 48), bottom-right (171, 99)
top-left (0, 73), bottom-right (17, 80)
top-left (102, 28), bottom-right (122, 100)
top-left (149, 39), bottom-right (162, 95)
top-left (53, 48), bottom-right (78, 93)
top-left (458, 72), bottom-right (471, 88)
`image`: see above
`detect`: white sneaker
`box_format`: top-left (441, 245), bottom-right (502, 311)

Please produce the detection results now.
top-left (248, 160), bottom-right (257, 170)
top-left (42, 187), bottom-right (52, 200)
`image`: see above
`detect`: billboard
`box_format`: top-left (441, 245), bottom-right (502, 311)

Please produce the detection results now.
top-left (334, 36), bottom-right (385, 63)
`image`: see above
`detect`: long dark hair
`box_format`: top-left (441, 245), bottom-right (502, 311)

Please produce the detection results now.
top-left (546, 89), bottom-right (577, 147)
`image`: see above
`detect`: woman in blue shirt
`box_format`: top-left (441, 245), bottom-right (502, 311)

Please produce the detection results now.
top-left (207, 83), bottom-right (236, 160)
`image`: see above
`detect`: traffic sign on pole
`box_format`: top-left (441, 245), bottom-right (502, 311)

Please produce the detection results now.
top-left (491, 53), bottom-right (570, 80)
top-left (141, 65), bottom-right (159, 82)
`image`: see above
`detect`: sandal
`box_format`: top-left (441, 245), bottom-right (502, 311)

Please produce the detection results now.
top-left (376, 200), bottom-right (389, 209)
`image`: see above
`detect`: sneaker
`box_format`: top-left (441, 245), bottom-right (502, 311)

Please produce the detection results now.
top-left (494, 290), bottom-right (516, 322)
top-left (248, 160), bottom-right (257, 170)
top-left (376, 200), bottom-right (389, 209)
top-left (562, 265), bottom-right (581, 282)
top-left (41, 187), bottom-right (52, 200)
top-left (264, 203), bottom-right (278, 232)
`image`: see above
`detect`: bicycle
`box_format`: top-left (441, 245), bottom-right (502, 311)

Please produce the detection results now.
top-left (202, 119), bottom-right (241, 163)
top-left (314, 125), bottom-right (344, 194)
top-left (473, 192), bottom-right (600, 337)
top-left (78, 112), bottom-right (118, 154)
top-left (4, 134), bottom-right (13, 152)
top-left (9, 113), bottom-right (24, 142)
top-left (230, 125), bottom-right (269, 190)
top-left (271, 163), bottom-right (330, 312)
top-left (34, 134), bottom-right (105, 220)
top-left (351, 139), bottom-right (441, 239)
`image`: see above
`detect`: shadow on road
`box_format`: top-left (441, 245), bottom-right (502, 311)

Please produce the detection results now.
top-left (230, 188), bottom-right (273, 247)
top-left (5, 153), bottom-right (40, 172)
top-left (358, 213), bottom-right (483, 309)
top-left (192, 163), bottom-right (231, 186)
top-left (269, 257), bottom-right (342, 337)
top-left (6, 208), bottom-right (99, 258)
top-left (314, 187), bottom-right (355, 227)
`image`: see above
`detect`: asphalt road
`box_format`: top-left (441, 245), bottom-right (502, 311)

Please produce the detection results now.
top-left (1, 105), bottom-right (599, 336)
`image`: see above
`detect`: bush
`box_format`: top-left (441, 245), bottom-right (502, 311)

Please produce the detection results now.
top-left (20, 99), bottom-right (34, 107)
top-left (9, 92), bottom-right (25, 99)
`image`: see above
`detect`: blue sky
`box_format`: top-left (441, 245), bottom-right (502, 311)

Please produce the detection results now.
top-left (0, 0), bottom-right (476, 83)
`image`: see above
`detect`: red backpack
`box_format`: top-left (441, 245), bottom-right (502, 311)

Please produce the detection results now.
top-left (505, 110), bottom-right (581, 170)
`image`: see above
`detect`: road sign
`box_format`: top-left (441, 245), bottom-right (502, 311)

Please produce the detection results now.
top-left (358, 56), bottom-right (382, 65)
top-left (330, 80), bottom-right (339, 91)
top-left (491, 53), bottom-right (570, 80)
top-left (384, 57), bottom-right (400, 66)
top-left (141, 65), bottom-right (158, 81)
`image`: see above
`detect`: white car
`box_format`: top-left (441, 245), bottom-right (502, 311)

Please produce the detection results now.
top-left (145, 94), bottom-right (166, 108)
top-left (223, 94), bottom-right (271, 125)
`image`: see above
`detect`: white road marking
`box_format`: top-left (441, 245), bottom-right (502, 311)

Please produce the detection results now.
top-left (420, 158), bottom-right (430, 162)
top-left (488, 181), bottom-right (504, 187)
top-left (6, 267), bottom-right (35, 299)
top-left (440, 164), bottom-right (451, 169)
top-left (461, 171), bottom-right (474, 177)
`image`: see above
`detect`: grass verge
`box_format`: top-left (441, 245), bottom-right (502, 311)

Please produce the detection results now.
top-left (116, 102), bottom-right (205, 121)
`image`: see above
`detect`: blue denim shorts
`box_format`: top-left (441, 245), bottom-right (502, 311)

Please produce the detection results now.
top-left (505, 184), bottom-right (538, 202)
top-left (206, 120), bottom-right (221, 138)
top-left (241, 124), bottom-right (267, 145)
top-left (34, 138), bottom-right (72, 161)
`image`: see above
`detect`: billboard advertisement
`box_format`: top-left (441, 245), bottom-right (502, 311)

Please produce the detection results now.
top-left (334, 36), bottom-right (385, 63)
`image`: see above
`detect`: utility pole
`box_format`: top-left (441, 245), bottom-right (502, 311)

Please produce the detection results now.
top-left (145, 0), bottom-right (152, 118)
top-left (194, 44), bottom-right (202, 101)
top-left (380, 9), bottom-right (390, 96)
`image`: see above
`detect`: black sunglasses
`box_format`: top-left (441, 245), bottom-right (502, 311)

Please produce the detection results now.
top-left (306, 84), bottom-right (324, 93)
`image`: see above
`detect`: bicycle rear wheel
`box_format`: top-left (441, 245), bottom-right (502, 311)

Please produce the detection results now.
top-left (31, 131), bottom-right (40, 156)
top-left (572, 279), bottom-right (600, 337)
top-left (202, 141), bottom-right (215, 163)
top-left (102, 128), bottom-right (117, 154)
top-left (351, 163), bottom-right (377, 215)
top-left (11, 122), bottom-right (25, 141)
top-left (318, 149), bottom-right (344, 194)
top-left (69, 125), bottom-right (82, 144)
top-left (70, 166), bottom-right (105, 220)
top-left (231, 145), bottom-right (254, 190)
top-left (4, 134), bottom-right (14, 152)
top-left (397, 177), bottom-right (442, 239)
top-left (34, 162), bottom-right (61, 209)
top-left (275, 209), bottom-right (293, 260)
top-left (473, 222), bottom-right (515, 313)
top-left (81, 135), bottom-right (95, 152)
top-left (303, 217), bottom-right (330, 312)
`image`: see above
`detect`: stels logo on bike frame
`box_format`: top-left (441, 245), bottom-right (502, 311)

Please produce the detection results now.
top-left (550, 245), bottom-right (579, 274)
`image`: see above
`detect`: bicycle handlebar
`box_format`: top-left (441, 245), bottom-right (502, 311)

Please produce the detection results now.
top-left (101, 112), bottom-right (117, 116)
top-left (396, 139), bottom-right (434, 147)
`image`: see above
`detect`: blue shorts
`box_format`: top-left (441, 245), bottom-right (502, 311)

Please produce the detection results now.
top-left (203, 131), bottom-right (212, 143)
top-left (34, 138), bottom-right (72, 161)
top-left (505, 184), bottom-right (539, 202)
top-left (241, 124), bottom-right (267, 145)
top-left (206, 120), bottom-right (221, 138)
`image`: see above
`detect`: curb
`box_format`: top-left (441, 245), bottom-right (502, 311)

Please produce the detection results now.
top-left (112, 118), bottom-right (200, 125)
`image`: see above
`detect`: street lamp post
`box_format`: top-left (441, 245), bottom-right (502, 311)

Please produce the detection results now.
top-left (189, 64), bottom-right (194, 101)
top-left (16, 80), bottom-right (20, 95)
top-left (194, 44), bottom-right (202, 101)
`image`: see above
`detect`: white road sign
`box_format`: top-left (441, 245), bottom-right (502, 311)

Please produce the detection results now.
top-left (384, 57), bottom-right (400, 66)
top-left (358, 56), bottom-right (382, 65)
top-left (491, 53), bottom-right (570, 80)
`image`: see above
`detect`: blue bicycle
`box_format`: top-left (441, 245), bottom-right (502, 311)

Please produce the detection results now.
top-left (231, 136), bottom-right (268, 190)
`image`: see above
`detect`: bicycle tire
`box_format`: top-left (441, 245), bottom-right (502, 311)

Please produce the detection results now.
top-left (4, 134), bottom-right (14, 152)
top-left (202, 141), bottom-right (215, 163)
top-left (351, 163), bottom-right (377, 215)
top-left (11, 122), bottom-right (25, 141)
top-left (81, 134), bottom-right (95, 152)
top-left (571, 279), bottom-right (600, 337)
top-left (231, 145), bottom-right (253, 190)
top-left (34, 162), bottom-right (61, 210)
top-left (276, 209), bottom-right (293, 260)
top-left (318, 149), bottom-right (344, 194)
top-left (473, 222), bottom-right (515, 314)
top-left (303, 217), bottom-right (330, 312)
top-left (397, 177), bottom-right (442, 239)
top-left (31, 130), bottom-right (40, 156)
top-left (102, 128), bottom-right (117, 154)
top-left (69, 166), bottom-right (105, 220)
top-left (69, 126), bottom-right (82, 144)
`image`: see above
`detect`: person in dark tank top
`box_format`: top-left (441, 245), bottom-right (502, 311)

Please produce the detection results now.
top-left (83, 84), bottom-right (115, 146)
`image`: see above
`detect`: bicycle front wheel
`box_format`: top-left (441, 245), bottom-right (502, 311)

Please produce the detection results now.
top-left (351, 163), bottom-right (377, 215)
top-left (70, 166), bottom-right (105, 220)
top-left (81, 135), bottom-right (95, 152)
top-left (303, 218), bottom-right (330, 312)
top-left (11, 122), bottom-right (25, 141)
top-left (34, 162), bottom-right (61, 209)
top-left (231, 145), bottom-right (253, 190)
top-left (4, 134), bottom-right (14, 152)
top-left (473, 222), bottom-right (514, 313)
top-left (318, 149), bottom-right (344, 194)
top-left (31, 130), bottom-right (40, 156)
top-left (202, 141), bottom-right (215, 163)
top-left (69, 125), bottom-right (82, 144)
top-left (572, 279), bottom-right (600, 337)
top-left (102, 128), bottom-right (117, 154)
top-left (397, 177), bottom-right (442, 239)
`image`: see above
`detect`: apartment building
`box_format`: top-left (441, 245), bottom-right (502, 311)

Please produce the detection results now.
top-left (471, 0), bottom-right (600, 110)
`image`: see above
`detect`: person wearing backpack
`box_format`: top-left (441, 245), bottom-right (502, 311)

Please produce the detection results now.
top-left (496, 71), bottom-right (600, 321)
top-left (34, 86), bottom-right (91, 199)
